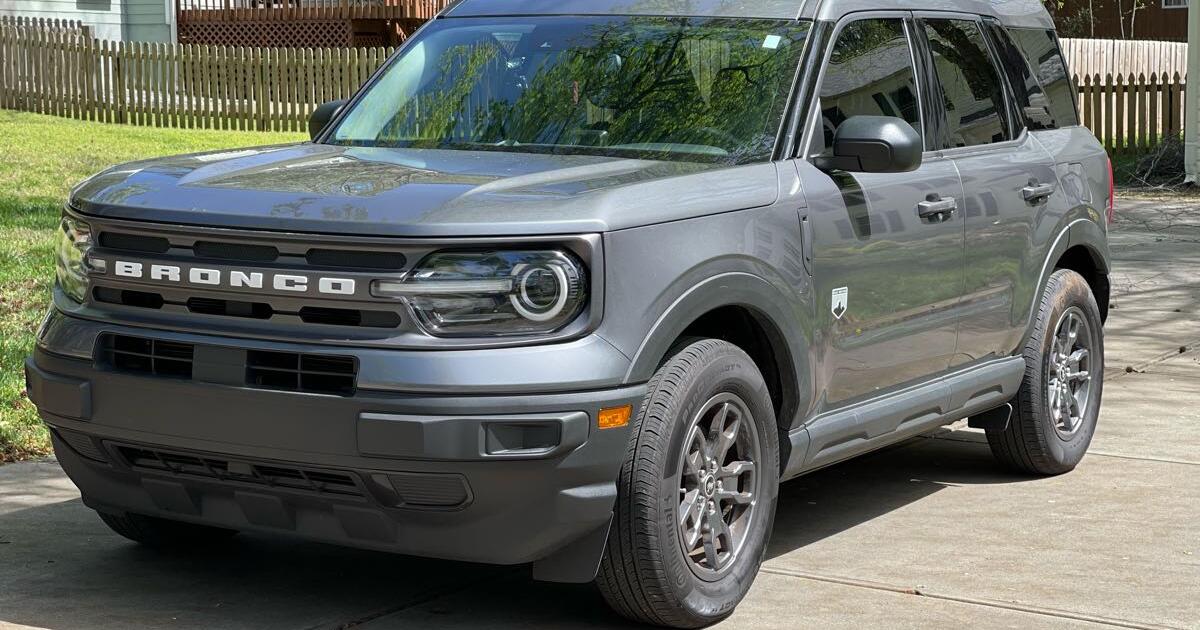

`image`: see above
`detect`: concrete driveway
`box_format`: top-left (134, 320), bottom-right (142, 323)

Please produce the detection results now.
top-left (2, 199), bottom-right (1197, 630)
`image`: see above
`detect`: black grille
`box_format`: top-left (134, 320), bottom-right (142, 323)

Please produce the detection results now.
top-left (187, 297), bottom-right (274, 319)
top-left (115, 445), bottom-right (364, 498)
top-left (94, 287), bottom-right (165, 309)
top-left (99, 334), bottom-right (194, 379)
top-left (306, 248), bottom-right (406, 270)
top-left (53, 428), bottom-right (110, 463)
top-left (298, 307), bottom-right (401, 328)
top-left (194, 240), bottom-right (279, 262)
top-left (87, 222), bottom-right (418, 335)
top-left (94, 292), bottom-right (397, 329)
top-left (97, 335), bottom-right (357, 396)
top-left (99, 232), bottom-right (170, 254)
top-left (387, 473), bottom-right (471, 508)
top-left (247, 351), bottom-right (357, 396)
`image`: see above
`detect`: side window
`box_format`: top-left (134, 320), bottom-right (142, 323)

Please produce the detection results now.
top-left (1005, 27), bottom-right (1080, 128)
top-left (818, 18), bottom-right (922, 152)
top-left (986, 23), bottom-right (1054, 130)
top-left (922, 19), bottom-right (1011, 148)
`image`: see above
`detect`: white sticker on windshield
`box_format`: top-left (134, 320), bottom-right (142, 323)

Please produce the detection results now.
top-left (763, 35), bottom-right (782, 50)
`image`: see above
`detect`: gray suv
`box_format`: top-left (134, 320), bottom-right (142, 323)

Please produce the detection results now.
top-left (26, 0), bottom-right (1111, 626)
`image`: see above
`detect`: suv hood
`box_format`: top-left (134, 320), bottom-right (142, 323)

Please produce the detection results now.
top-left (70, 144), bottom-right (779, 237)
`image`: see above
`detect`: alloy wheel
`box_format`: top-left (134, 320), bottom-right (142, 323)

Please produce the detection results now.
top-left (675, 393), bottom-right (761, 580)
top-left (1047, 307), bottom-right (1094, 437)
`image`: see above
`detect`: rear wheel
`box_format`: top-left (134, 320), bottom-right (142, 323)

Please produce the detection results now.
top-left (98, 511), bottom-right (238, 548)
top-left (987, 269), bottom-right (1104, 475)
top-left (597, 340), bottom-right (779, 628)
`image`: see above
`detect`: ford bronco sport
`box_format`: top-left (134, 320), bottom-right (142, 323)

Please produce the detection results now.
top-left (26, 0), bottom-right (1111, 626)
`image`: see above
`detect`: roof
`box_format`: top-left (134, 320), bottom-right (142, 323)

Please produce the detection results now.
top-left (446, 0), bottom-right (1053, 28)
top-left (807, 0), bottom-right (1054, 28)
top-left (446, 1), bottom-right (808, 20)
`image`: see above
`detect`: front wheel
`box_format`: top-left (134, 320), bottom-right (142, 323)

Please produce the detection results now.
top-left (987, 269), bottom-right (1105, 475)
top-left (597, 340), bottom-right (779, 628)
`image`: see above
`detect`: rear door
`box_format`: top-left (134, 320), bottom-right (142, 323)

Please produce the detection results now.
top-left (795, 13), bottom-right (966, 410)
top-left (913, 14), bottom-right (1069, 367)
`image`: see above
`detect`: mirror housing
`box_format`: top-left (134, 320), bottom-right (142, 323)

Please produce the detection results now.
top-left (308, 100), bottom-right (347, 141)
top-left (815, 115), bottom-right (922, 173)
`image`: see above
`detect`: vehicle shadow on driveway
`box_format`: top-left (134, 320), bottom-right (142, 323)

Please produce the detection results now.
top-left (0, 435), bottom-right (1030, 630)
top-left (768, 432), bottom-right (1031, 557)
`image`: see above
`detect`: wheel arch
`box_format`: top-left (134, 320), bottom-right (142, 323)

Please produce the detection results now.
top-left (624, 273), bottom-right (809, 434)
top-left (1062, 220), bottom-right (1112, 322)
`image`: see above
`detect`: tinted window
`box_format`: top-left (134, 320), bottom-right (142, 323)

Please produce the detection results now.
top-left (923, 19), bottom-right (1010, 148)
top-left (331, 16), bottom-right (809, 164)
top-left (818, 18), bottom-right (921, 152)
top-left (1006, 27), bottom-right (1079, 128)
top-left (986, 23), bottom-right (1053, 130)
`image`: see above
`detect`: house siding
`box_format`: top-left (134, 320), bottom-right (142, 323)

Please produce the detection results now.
top-left (0, 0), bottom-right (171, 42)
top-left (1051, 0), bottom-right (1190, 41)
top-left (125, 0), bottom-right (170, 41)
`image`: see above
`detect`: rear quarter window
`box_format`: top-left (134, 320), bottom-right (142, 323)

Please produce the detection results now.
top-left (1004, 28), bottom-right (1079, 129)
top-left (922, 18), bottom-right (1011, 148)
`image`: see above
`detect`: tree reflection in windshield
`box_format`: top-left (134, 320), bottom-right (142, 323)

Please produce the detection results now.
top-left (330, 16), bottom-right (810, 164)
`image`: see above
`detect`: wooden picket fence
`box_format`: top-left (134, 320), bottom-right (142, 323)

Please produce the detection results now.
top-left (0, 16), bottom-right (92, 36)
top-left (177, 0), bottom-right (449, 22)
top-left (1061, 38), bottom-right (1189, 85)
top-left (1075, 72), bottom-right (1188, 154)
top-left (0, 18), bottom-right (394, 133)
top-left (0, 20), bottom-right (1192, 153)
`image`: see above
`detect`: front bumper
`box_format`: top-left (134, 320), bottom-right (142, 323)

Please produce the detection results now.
top-left (26, 310), bottom-right (643, 580)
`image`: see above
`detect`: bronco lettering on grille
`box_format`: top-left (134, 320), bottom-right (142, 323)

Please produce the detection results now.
top-left (112, 261), bottom-right (356, 296)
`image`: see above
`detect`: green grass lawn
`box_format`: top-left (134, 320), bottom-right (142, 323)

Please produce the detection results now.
top-left (0, 111), bottom-right (304, 462)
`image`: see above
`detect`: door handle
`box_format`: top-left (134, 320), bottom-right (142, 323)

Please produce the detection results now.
top-left (799, 214), bottom-right (814, 276)
top-left (917, 196), bottom-right (957, 221)
top-left (1022, 182), bottom-right (1056, 203)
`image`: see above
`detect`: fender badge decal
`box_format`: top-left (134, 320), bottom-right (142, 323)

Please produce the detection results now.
top-left (832, 287), bottom-right (849, 320)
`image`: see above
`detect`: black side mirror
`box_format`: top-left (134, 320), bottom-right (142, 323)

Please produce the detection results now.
top-left (815, 116), bottom-right (922, 173)
top-left (309, 100), bottom-right (347, 141)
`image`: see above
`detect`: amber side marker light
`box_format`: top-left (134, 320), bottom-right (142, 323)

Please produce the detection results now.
top-left (598, 405), bottom-right (632, 430)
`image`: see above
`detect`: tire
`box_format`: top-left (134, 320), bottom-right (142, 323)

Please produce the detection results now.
top-left (97, 511), bottom-right (238, 548)
top-left (597, 339), bottom-right (780, 628)
top-left (987, 269), bottom-right (1104, 475)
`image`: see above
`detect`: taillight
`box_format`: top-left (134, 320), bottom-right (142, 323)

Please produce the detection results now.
top-left (1105, 156), bottom-right (1115, 225)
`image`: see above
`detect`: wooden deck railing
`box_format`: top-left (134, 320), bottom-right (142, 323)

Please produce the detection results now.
top-left (176, 0), bottom-right (450, 23)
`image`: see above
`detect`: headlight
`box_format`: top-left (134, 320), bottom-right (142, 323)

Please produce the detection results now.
top-left (372, 250), bottom-right (587, 337)
top-left (55, 214), bottom-right (96, 303)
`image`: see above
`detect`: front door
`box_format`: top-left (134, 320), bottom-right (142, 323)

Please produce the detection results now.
top-left (796, 14), bottom-right (967, 410)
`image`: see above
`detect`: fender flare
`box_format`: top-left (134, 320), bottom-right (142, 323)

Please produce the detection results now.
top-left (1067, 218), bottom-right (1112, 274)
top-left (1022, 216), bottom-right (1111, 342)
top-left (623, 272), bottom-right (811, 427)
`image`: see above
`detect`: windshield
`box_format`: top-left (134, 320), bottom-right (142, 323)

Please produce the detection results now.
top-left (328, 16), bottom-right (810, 164)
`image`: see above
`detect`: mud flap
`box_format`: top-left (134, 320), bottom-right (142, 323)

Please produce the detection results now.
top-left (968, 402), bottom-right (1013, 432)
top-left (531, 517), bottom-right (612, 584)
